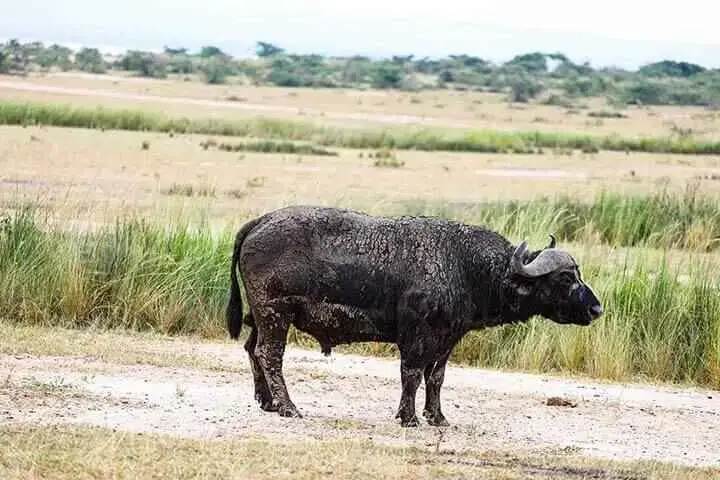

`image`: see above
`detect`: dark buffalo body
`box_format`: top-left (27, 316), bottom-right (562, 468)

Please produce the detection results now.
top-left (226, 205), bottom-right (603, 427)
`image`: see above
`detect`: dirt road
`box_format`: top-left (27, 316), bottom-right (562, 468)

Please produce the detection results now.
top-left (0, 80), bottom-right (476, 128)
top-left (1, 340), bottom-right (718, 468)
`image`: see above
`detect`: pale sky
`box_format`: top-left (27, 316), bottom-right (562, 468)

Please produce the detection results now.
top-left (2, 0), bottom-right (719, 69)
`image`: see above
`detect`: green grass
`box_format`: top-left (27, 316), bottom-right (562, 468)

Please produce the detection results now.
top-left (0, 209), bottom-right (230, 337)
top-left (2, 192), bottom-right (720, 388)
top-left (213, 139), bottom-right (338, 156)
top-left (4, 99), bottom-right (720, 155)
top-left (384, 183), bottom-right (720, 252)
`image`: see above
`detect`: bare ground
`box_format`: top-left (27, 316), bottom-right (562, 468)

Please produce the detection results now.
top-left (2, 339), bottom-right (718, 469)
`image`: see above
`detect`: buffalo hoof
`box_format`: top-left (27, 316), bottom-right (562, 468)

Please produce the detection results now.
top-left (423, 409), bottom-right (449, 427)
top-left (257, 394), bottom-right (277, 412)
top-left (259, 401), bottom-right (278, 412)
top-left (400, 415), bottom-right (420, 428)
top-left (277, 404), bottom-right (303, 418)
top-left (395, 405), bottom-right (420, 427)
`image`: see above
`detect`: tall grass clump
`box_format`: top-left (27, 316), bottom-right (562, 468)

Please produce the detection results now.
top-left (3, 100), bottom-right (720, 155)
top-left (385, 184), bottom-right (720, 251)
top-left (3, 202), bottom-right (720, 387)
top-left (0, 207), bottom-right (232, 336)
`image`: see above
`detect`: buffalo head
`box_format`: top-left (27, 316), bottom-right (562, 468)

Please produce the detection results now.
top-left (510, 236), bottom-right (603, 326)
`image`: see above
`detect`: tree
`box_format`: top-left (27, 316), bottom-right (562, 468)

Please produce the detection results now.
top-left (118, 50), bottom-right (167, 78)
top-left (36, 44), bottom-right (72, 70)
top-left (371, 64), bottom-right (404, 89)
top-left (167, 55), bottom-right (195, 74)
top-left (341, 57), bottom-right (373, 84)
top-left (200, 45), bottom-right (226, 58)
top-left (163, 46), bottom-right (188, 56)
top-left (639, 60), bottom-right (705, 78)
top-left (392, 55), bottom-right (414, 65)
top-left (256, 41), bottom-right (284, 58)
top-left (75, 48), bottom-right (106, 73)
top-left (506, 52), bottom-right (548, 73)
top-left (508, 75), bottom-right (544, 102)
top-left (201, 57), bottom-right (233, 84)
top-left (0, 39), bottom-right (30, 74)
top-left (449, 54), bottom-right (489, 69)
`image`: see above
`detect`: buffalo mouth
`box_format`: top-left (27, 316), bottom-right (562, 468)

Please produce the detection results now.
top-left (589, 304), bottom-right (604, 320)
top-left (579, 304), bottom-right (604, 325)
top-left (563, 304), bottom-right (603, 326)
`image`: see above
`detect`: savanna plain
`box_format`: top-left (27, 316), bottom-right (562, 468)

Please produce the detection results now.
top-left (3, 58), bottom-right (720, 479)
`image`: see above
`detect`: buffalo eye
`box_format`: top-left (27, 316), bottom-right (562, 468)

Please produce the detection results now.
top-left (570, 281), bottom-right (583, 297)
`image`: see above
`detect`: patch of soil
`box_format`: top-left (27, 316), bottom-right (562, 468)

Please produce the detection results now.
top-left (475, 168), bottom-right (588, 180)
top-left (1, 344), bottom-right (719, 468)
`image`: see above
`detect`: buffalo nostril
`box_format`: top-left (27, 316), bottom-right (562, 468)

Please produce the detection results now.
top-left (591, 304), bottom-right (604, 317)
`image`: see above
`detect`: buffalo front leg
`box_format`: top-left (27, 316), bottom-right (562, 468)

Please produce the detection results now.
top-left (254, 309), bottom-right (302, 418)
top-left (395, 357), bottom-right (424, 427)
top-left (244, 323), bottom-right (275, 412)
top-left (423, 352), bottom-right (451, 427)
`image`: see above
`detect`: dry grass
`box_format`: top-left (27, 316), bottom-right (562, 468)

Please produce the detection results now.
top-left (0, 322), bottom-right (239, 372)
top-left (2, 72), bottom-right (720, 138)
top-left (3, 125), bottom-right (720, 228)
top-left (0, 424), bottom-right (714, 479)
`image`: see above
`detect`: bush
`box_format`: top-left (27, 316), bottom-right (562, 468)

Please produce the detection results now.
top-left (371, 64), bottom-right (404, 89)
top-left (508, 77), bottom-right (544, 103)
top-left (201, 58), bottom-right (234, 85)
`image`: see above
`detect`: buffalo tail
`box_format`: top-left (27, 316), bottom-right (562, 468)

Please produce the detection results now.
top-left (226, 216), bottom-right (263, 340)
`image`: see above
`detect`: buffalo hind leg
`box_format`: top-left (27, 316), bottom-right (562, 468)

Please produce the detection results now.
top-left (395, 357), bottom-right (424, 427)
top-left (244, 321), bottom-right (275, 412)
top-left (254, 308), bottom-right (301, 418)
top-left (423, 353), bottom-right (450, 427)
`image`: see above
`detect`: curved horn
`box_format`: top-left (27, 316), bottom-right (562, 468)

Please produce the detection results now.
top-left (511, 241), bottom-right (576, 278)
top-left (518, 249), bottom-right (576, 277)
top-left (546, 234), bottom-right (557, 249)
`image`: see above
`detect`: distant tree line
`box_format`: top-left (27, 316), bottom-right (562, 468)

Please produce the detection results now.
top-left (2, 39), bottom-right (720, 107)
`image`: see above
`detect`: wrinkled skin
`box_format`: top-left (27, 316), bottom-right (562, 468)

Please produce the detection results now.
top-left (226, 206), bottom-right (603, 427)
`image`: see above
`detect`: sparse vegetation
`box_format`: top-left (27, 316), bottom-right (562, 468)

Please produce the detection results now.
top-left (3, 100), bottom-right (720, 155)
top-left (371, 149), bottom-right (404, 168)
top-left (213, 139), bottom-right (338, 156)
top-left (161, 183), bottom-right (216, 197)
top-left (587, 110), bottom-right (628, 119)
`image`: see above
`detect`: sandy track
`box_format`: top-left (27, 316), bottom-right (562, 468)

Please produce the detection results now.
top-left (1, 342), bottom-right (719, 468)
top-left (0, 80), bottom-right (476, 128)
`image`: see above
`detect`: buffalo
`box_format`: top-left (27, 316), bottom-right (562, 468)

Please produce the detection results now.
top-left (226, 205), bottom-right (603, 427)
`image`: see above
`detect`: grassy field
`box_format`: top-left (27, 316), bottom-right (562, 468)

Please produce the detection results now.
top-left (3, 192), bottom-right (720, 388)
top-left (3, 72), bottom-right (720, 140)
top-left (5, 51), bottom-right (720, 477)
top-left (3, 123), bottom-right (720, 228)
top-left (2, 78), bottom-right (720, 385)
top-left (4, 99), bottom-right (720, 156)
